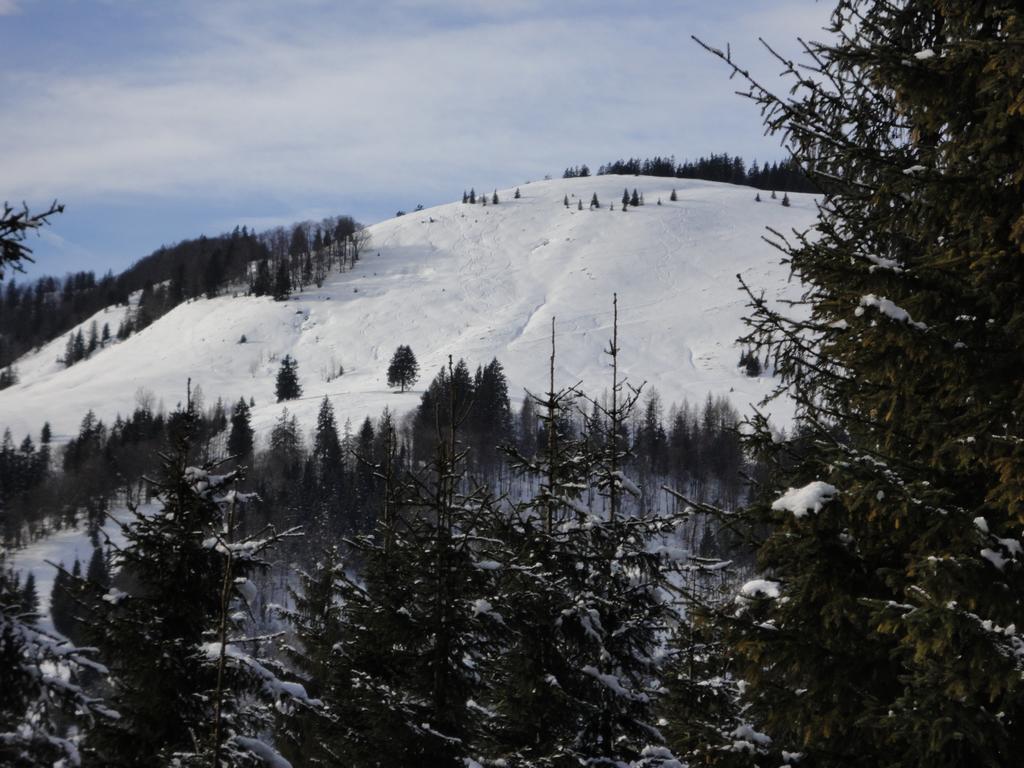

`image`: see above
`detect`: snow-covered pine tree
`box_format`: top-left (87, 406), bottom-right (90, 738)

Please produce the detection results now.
top-left (483, 307), bottom-right (681, 765)
top-left (321, 357), bottom-right (502, 767)
top-left (0, 552), bottom-right (116, 767)
top-left (695, 2), bottom-right (1024, 765)
top-left (81, 396), bottom-right (311, 766)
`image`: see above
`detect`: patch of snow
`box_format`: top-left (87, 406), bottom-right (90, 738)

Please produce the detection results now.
top-left (771, 481), bottom-right (838, 518)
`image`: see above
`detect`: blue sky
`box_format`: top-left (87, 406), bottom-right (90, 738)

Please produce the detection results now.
top-left (1, 1), bottom-right (832, 280)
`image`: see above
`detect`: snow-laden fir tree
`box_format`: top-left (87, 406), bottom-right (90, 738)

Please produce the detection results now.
top-left (81, 395), bottom-right (313, 766)
top-left (480, 305), bottom-right (684, 766)
top-left (286, 358), bottom-right (501, 767)
top-left (694, 2), bottom-right (1024, 765)
top-left (0, 553), bottom-right (116, 766)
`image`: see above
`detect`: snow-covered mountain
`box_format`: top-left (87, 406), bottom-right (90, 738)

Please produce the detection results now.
top-left (1, 175), bottom-right (815, 444)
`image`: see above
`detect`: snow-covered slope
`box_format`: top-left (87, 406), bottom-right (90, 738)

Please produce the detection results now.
top-left (0, 176), bottom-right (814, 444)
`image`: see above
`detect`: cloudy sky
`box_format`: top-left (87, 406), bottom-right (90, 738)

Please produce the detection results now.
top-left (1, 1), bottom-right (832, 279)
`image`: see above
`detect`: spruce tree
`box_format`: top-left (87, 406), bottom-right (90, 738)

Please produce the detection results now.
top-left (275, 354), bottom-right (302, 402)
top-left (670, 189), bottom-right (678, 201)
top-left (492, 190), bottom-right (499, 205)
top-left (0, 552), bottom-right (114, 767)
top-left (227, 397), bottom-right (254, 459)
top-left (695, 2), bottom-right (1024, 765)
top-left (82, 399), bottom-right (311, 765)
top-left (319, 357), bottom-right (501, 766)
top-left (514, 187), bottom-right (521, 199)
top-left (591, 192), bottom-right (600, 209)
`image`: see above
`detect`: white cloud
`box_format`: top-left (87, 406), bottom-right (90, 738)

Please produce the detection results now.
top-left (0, 2), bottom-right (833, 214)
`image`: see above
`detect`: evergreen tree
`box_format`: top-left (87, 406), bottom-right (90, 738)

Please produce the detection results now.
top-left (252, 258), bottom-right (272, 296)
top-left (293, 357), bottom-right (500, 767)
top-left (564, 194), bottom-right (569, 208)
top-left (780, 192), bottom-right (790, 207)
top-left (695, 3), bottom-right (1024, 765)
top-left (630, 189), bottom-right (641, 207)
top-left (0, 552), bottom-right (113, 767)
top-left (590, 192), bottom-right (600, 209)
top-left (492, 190), bottom-right (499, 205)
top-left (83, 401), bottom-right (311, 765)
top-left (670, 189), bottom-right (678, 201)
top-left (622, 188), bottom-right (630, 206)
top-left (386, 344), bottom-right (419, 392)
top-left (227, 397), bottom-right (254, 459)
top-left (469, 188), bottom-right (476, 204)
top-left (514, 187), bottom-right (521, 199)
top-left (273, 260), bottom-right (290, 301)
top-left (275, 354), bottom-right (302, 402)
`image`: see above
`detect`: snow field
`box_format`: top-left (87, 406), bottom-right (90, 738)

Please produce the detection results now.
top-left (0, 175), bottom-right (816, 448)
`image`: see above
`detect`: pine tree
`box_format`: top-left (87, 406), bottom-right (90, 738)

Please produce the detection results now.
top-left (0, 552), bottom-right (114, 767)
top-left (469, 188), bottom-right (476, 204)
top-left (387, 344), bottom-right (419, 392)
top-left (492, 190), bottom-right (499, 205)
top-left (591, 192), bottom-right (600, 209)
top-left (273, 260), bottom-right (290, 301)
top-left (514, 187), bottom-right (521, 199)
top-left (319, 357), bottom-right (501, 766)
top-left (462, 190), bottom-right (468, 204)
top-left (227, 397), bottom-right (254, 459)
top-left (578, 199), bottom-right (583, 210)
top-left (695, 3), bottom-right (1024, 765)
top-left (82, 400), bottom-right (311, 765)
top-left (275, 354), bottom-right (302, 402)
top-left (630, 189), bottom-right (641, 207)
top-left (564, 194), bottom-right (570, 208)
top-left (622, 188), bottom-right (630, 206)
top-left (483, 307), bottom-right (680, 765)
top-left (670, 189), bottom-right (678, 202)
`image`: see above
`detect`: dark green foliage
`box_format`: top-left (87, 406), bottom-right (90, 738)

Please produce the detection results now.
top-left (590, 192), bottom-right (600, 209)
top-left (273, 260), bottom-right (291, 301)
top-left (670, 189), bottom-right (678, 201)
top-left (695, 2), bottom-right (1024, 766)
top-left (275, 354), bottom-right (302, 402)
top-left (492, 190), bottom-right (499, 204)
top-left (83, 404), bottom-right (308, 766)
top-left (0, 200), bottom-right (63, 278)
top-left (737, 348), bottom-right (762, 377)
top-left (227, 397), bottom-right (254, 459)
top-left (630, 189), bottom-right (641, 207)
top-left (514, 187), bottom-right (521, 199)
top-left (386, 344), bottom-right (419, 392)
top-left (0, 552), bottom-right (114, 767)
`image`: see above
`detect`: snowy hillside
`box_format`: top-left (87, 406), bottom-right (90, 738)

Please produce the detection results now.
top-left (0, 176), bottom-right (815, 445)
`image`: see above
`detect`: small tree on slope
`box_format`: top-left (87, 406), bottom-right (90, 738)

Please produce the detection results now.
top-left (387, 344), bottom-right (419, 392)
top-left (275, 354), bottom-right (302, 402)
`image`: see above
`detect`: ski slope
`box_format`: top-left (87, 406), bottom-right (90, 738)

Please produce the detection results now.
top-left (0, 176), bottom-right (815, 446)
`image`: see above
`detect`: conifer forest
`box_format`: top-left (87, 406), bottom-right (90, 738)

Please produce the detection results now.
top-left (1, 1), bottom-right (1022, 766)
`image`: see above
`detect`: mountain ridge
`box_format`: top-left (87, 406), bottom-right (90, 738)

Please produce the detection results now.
top-left (1, 175), bottom-right (816, 443)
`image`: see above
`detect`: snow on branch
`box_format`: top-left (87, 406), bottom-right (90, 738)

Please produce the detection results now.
top-left (856, 295), bottom-right (928, 331)
top-left (771, 481), bottom-right (838, 518)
